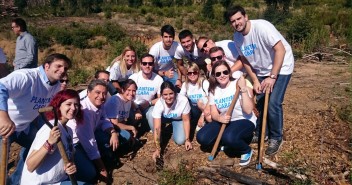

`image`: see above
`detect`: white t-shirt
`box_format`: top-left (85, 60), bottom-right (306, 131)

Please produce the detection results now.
top-left (21, 121), bottom-right (73, 185)
top-left (152, 94), bottom-right (191, 120)
top-left (0, 66), bottom-right (61, 132)
top-left (174, 43), bottom-right (207, 67)
top-left (107, 61), bottom-right (134, 82)
top-left (208, 80), bottom-right (256, 125)
top-left (149, 41), bottom-right (181, 71)
top-left (129, 71), bottom-right (163, 105)
top-left (179, 79), bottom-right (209, 106)
top-left (215, 40), bottom-right (239, 67)
top-left (104, 94), bottom-right (131, 121)
top-left (233, 19), bottom-right (294, 76)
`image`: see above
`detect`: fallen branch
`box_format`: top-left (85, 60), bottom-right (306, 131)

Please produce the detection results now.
top-left (322, 140), bottom-right (352, 154)
top-left (263, 158), bottom-right (307, 180)
top-left (217, 167), bottom-right (269, 185)
top-left (327, 47), bottom-right (352, 56)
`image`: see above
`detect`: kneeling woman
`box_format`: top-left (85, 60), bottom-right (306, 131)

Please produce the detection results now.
top-left (150, 81), bottom-right (192, 161)
top-left (21, 89), bottom-right (89, 185)
top-left (196, 61), bottom-right (256, 166)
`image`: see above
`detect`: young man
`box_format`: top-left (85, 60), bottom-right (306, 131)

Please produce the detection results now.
top-left (208, 46), bottom-right (242, 79)
top-left (11, 18), bottom-right (38, 70)
top-left (0, 53), bottom-right (71, 184)
top-left (227, 5), bottom-right (294, 155)
top-left (149, 25), bottom-right (182, 87)
top-left (196, 36), bottom-right (243, 73)
top-left (175, 30), bottom-right (207, 76)
top-left (129, 54), bottom-right (164, 131)
top-left (67, 79), bottom-right (128, 183)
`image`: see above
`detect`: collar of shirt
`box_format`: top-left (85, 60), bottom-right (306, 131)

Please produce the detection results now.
top-left (39, 65), bottom-right (58, 86)
top-left (19, 31), bottom-right (28, 39)
top-left (82, 96), bottom-right (100, 113)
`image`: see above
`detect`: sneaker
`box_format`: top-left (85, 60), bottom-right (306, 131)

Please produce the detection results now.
top-left (251, 135), bottom-right (268, 144)
top-left (265, 139), bottom-right (282, 156)
top-left (239, 149), bottom-right (253, 166)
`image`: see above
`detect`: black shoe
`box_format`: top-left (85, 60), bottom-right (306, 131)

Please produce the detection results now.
top-left (265, 139), bottom-right (282, 156)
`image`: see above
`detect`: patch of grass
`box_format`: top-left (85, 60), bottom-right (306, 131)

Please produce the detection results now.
top-left (158, 160), bottom-right (195, 185)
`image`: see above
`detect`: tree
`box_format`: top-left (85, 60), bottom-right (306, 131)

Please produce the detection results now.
top-left (202, 0), bottom-right (214, 19)
top-left (14, 0), bottom-right (27, 12)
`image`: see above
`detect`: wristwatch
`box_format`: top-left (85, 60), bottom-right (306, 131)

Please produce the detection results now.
top-left (270, 74), bottom-right (277, 79)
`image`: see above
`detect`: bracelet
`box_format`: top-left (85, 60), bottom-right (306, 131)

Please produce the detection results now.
top-left (110, 129), bottom-right (117, 134)
top-left (44, 140), bottom-right (55, 154)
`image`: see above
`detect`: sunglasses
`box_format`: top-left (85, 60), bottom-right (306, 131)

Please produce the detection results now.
top-left (200, 39), bottom-right (209, 53)
top-left (60, 79), bottom-right (69, 83)
top-left (215, 70), bottom-right (229, 77)
top-left (210, 55), bottom-right (222, 61)
top-left (187, 71), bottom-right (198, 76)
top-left (141, 62), bottom-right (154, 66)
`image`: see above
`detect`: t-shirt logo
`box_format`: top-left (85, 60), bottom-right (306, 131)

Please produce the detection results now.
top-left (240, 43), bottom-right (257, 57)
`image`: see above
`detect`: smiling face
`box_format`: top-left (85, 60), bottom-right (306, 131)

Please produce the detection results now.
top-left (229, 12), bottom-right (248, 33)
top-left (209, 50), bottom-right (225, 65)
top-left (197, 39), bottom-right (214, 54)
top-left (88, 84), bottom-right (107, 108)
top-left (187, 69), bottom-right (199, 84)
top-left (122, 83), bottom-right (137, 101)
top-left (214, 64), bottom-right (230, 87)
top-left (44, 59), bottom-right (69, 83)
top-left (161, 88), bottom-right (175, 106)
top-left (180, 36), bottom-right (194, 52)
top-left (141, 56), bottom-right (154, 76)
top-left (124, 50), bottom-right (136, 67)
top-left (60, 98), bottom-right (79, 121)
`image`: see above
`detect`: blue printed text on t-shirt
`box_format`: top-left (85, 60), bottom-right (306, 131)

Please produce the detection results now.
top-left (30, 96), bottom-right (51, 110)
top-left (214, 95), bottom-right (234, 109)
top-left (137, 86), bottom-right (155, 95)
top-left (159, 56), bottom-right (173, 64)
top-left (240, 43), bottom-right (257, 57)
top-left (164, 113), bottom-right (177, 118)
top-left (189, 94), bottom-right (202, 104)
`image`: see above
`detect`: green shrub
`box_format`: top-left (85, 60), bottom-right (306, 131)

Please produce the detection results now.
top-left (158, 160), bottom-right (195, 185)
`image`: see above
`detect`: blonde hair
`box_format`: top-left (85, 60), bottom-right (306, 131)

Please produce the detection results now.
top-left (185, 63), bottom-right (204, 91)
top-left (109, 46), bottom-right (140, 78)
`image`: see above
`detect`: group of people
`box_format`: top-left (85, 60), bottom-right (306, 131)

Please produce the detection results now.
top-left (0, 5), bottom-right (294, 184)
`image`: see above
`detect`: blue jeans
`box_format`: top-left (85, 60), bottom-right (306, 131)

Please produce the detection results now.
top-left (60, 179), bottom-right (92, 184)
top-left (190, 103), bottom-right (202, 121)
top-left (256, 74), bottom-right (291, 141)
top-left (196, 119), bottom-right (255, 154)
top-left (162, 71), bottom-right (179, 86)
top-left (148, 116), bottom-right (186, 145)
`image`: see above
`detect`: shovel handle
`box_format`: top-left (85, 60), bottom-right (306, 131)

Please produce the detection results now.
top-left (208, 82), bottom-right (240, 161)
top-left (0, 138), bottom-right (8, 185)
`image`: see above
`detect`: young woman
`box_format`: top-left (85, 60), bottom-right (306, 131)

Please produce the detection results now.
top-left (60, 73), bottom-right (69, 91)
top-left (21, 89), bottom-right (89, 185)
top-left (196, 60), bottom-right (256, 166)
top-left (104, 79), bottom-right (142, 138)
top-left (179, 63), bottom-right (211, 129)
top-left (107, 46), bottom-right (140, 93)
top-left (151, 81), bottom-right (192, 162)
